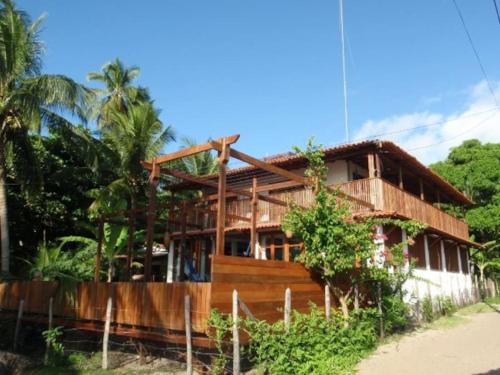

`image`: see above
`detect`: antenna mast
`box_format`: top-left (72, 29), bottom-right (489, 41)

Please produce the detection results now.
top-left (339, 0), bottom-right (349, 143)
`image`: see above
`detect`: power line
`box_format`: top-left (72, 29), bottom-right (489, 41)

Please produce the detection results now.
top-left (339, 0), bottom-right (349, 143)
top-left (451, 0), bottom-right (499, 106)
top-left (407, 109), bottom-right (499, 151)
top-left (493, 0), bottom-right (500, 24)
top-left (352, 106), bottom-right (500, 141)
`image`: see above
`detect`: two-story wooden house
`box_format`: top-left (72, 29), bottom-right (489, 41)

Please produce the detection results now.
top-left (0, 136), bottom-right (479, 343)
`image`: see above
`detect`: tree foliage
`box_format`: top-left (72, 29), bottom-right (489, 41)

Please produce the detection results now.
top-left (430, 139), bottom-right (500, 243)
top-left (0, 0), bottom-right (92, 273)
top-left (283, 139), bottom-right (425, 319)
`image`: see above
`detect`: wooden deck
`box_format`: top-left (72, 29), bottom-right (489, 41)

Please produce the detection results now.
top-left (0, 256), bottom-right (325, 342)
top-left (193, 177), bottom-right (469, 241)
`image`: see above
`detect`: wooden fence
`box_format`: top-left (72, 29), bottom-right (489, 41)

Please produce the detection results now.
top-left (0, 281), bottom-right (211, 333)
top-left (210, 255), bottom-right (325, 322)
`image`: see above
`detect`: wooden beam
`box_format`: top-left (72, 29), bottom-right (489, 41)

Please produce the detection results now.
top-left (419, 178), bottom-right (425, 201)
top-left (255, 180), bottom-right (304, 192)
top-left (216, 139), bottom-right (228, 255)
top-left (189, 205), bottom-right (251, 223)
top-left (94, 216), bottom-right (104, 282)
top-left (178, 203), bottom-right (187, 281)
top-left (398, 166), bottom-right (404, 189)
top-left (284, 236), bottom-right (290, 262)
top-left (143, 135), bottom-right (240, 168)
top-left (367, 153), bottom-right (375, 178)
top-left (210, 141), bottom-right (306, 184)
top-left (375, 153), bottom-right (382, 178)
top-left (162, 168), bottom-right (289, 207)
top-left (145, 162), bottom-right (159, 281)
top-left (250, 177), bottom-right (258, 256)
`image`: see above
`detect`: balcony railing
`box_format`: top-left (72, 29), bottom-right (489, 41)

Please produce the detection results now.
top-left (182, 177), bottom-right (469, 242)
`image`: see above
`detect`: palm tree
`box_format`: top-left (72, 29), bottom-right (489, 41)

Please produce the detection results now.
top-left (0, 0), bottom-right (92, 273)
top-left (87, 58), bottom-right (149, 127)
top-left (100, 101), bottom-right (174, 213)
top-left (60, 224), bottom-right (130, 282)
top-left (177, 137), bottom-right (218, 176)
top-left (471, 241), bottom-right (500, 298)
top-left (83, 101), bottom-right (174, 278)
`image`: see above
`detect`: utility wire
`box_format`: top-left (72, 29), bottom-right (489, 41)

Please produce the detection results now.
top-left (339, 0), bottom-right (349, 143)
top-left (493, 0), bottom-right (500, 24)
top-left (352, 106), bottom-right (500, 141)
top-left (407, 109), bottom-right (499, 151)
top-left (452, 0), bottom-right (499, 106)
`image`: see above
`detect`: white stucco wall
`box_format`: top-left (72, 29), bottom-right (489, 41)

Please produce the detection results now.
top-left (403, 269), bottom-right (476, 308)
top-left (290, 160), bottom-right (353, 185)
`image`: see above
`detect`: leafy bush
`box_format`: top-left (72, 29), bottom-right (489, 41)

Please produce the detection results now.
top-left (382, 295), bottom-right (410, 334)
top-left (422, 297), bottom-right (435, 323)
top-left (42, 326), bottom-right (65, 366)
top-left (207, 309), bottom-right (233, 375)
top-left (438, 296), bottom-right (457, 316)
top-left (244, 306), bottom-right (378, 375)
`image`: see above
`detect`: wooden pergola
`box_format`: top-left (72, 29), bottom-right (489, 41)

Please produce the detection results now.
top-left (137, 134), bottom-right (315, 281)
top-left (93, 134), bottom-right (374, 282)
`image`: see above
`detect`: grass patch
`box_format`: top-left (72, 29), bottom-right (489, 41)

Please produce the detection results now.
top-left (485, 296), bottom-right (500, 305)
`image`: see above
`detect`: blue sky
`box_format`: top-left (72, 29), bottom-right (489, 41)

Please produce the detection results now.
top-left (19, 0), bottom-right (500, 164)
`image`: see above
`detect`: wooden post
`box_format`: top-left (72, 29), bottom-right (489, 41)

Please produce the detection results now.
top-left (184, 294), bottom-right (193, 375)
top-left (270, 240), bottom-right (275, 261)
top-left (284, 236), bottom-right (290, 262)
top-left (367, 153), bottom-right (375, 178)
top-left (374, 153), bottom-right (382, 178)
top-left (232, 289), bottom-right (240, 375)
top-left (44, 297), bottom-right (53, 365)
top-left (419, 178), bottom-right (425, 201)
top-left (250, 177), bottom-right (258, 256)
top-left (94, 216), bottom-right (104, 282)
top-left (440, 240), bottom-right (447, 272)
top-left (102, 296), bottom-right (112, 370)
top-left (126, 209), bottom-right (135, 281)
top-left (13, 299), bottom-right (24, 352)
top-left (436, 190), bottom-right (441, 209)
top-left (145, 161), bottom-right (159, 281)
top-left (284, 288), bottom-right (291, 331)
top-left (398, 166), bottom-right (404, 189)
top-left (324, 285), bottom-right (331, 321)
top-left (216, 140), bottom-right (229, 255)
top-left (423, 234), bottom-right (431, 271)
top-left (179, 203), bottom-right (187, 281)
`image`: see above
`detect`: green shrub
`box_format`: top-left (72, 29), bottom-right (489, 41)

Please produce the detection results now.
top-left (244, 306), bottom-right (377, 375)
top-left (422, 297), bottom-right (435, 322)
top-left (382, 295), bottom-right (410, 333)
top-left (42, 326), bottom-right (65, 367)
top-left (207, 309), bottom-right (233, 375)
top-left (438, 296), bottom-right (457, 316)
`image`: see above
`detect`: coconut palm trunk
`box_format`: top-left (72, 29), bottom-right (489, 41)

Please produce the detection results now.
top-left (0, 150), bottom-right (9, 273)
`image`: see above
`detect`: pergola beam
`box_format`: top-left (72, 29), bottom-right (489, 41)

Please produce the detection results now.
top-left (210, 140), bottom-right (306, 184)
top-left (162, 168), bottom-right (289, 207)
top-left (143, 134), bottom-right (240, 168)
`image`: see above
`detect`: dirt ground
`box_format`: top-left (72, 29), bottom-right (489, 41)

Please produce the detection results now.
top-left (358, 311), bottom-right (500, 375)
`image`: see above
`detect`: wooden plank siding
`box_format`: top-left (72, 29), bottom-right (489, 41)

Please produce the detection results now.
top-left (210, 255), bottom-right (324, 323)
top-left (0, 281), bottom-right (211, 334)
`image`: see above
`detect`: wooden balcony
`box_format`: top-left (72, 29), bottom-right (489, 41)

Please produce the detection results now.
top-left (338, 178), bottom-right (469, 241)
top-left (205, 177), bottom-right (469, 242)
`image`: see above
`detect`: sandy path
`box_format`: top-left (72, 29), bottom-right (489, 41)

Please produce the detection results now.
top-left (358, 312), bottom-right (500, 375)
